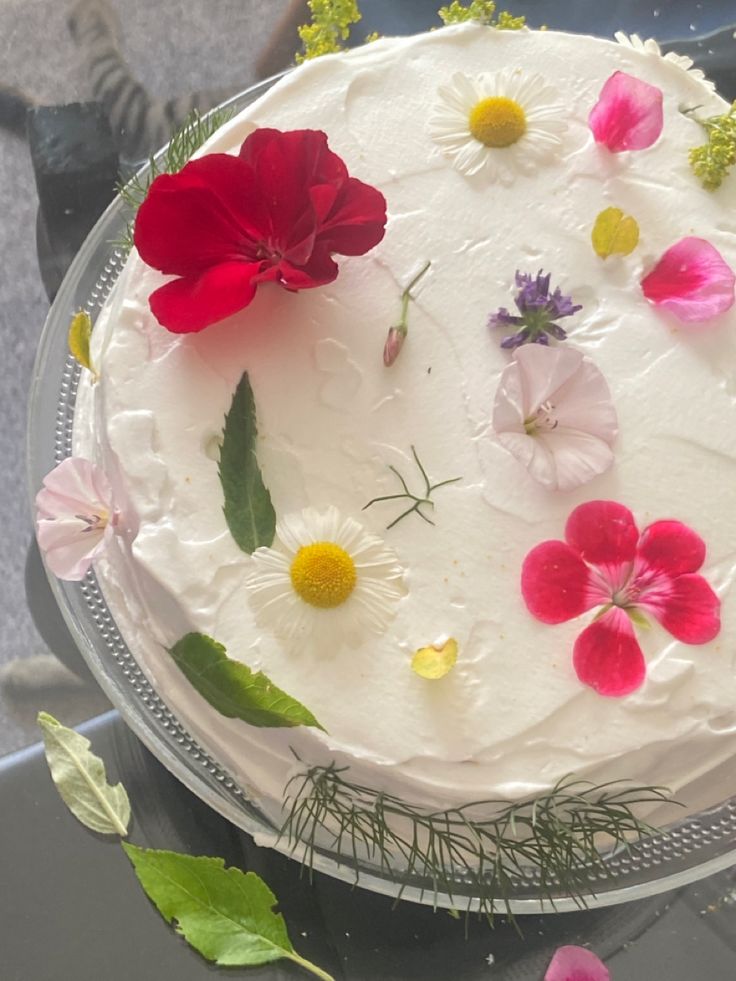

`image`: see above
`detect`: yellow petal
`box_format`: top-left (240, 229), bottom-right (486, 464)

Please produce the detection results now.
top-left (591, 207), bottom-right (640, 260)
top-left (411, 638), bottom-right (458, 680)
top-left (68, 311), bottom-right (97, 378)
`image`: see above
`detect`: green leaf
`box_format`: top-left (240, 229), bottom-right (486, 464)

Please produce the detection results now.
top-left (592, 207), bottom-right (640, 259)
top-left (122, 844), bottom-right (334, 979)
top-left (219, 371), bottom-right (276, 553)
top-left (67, 310), bottom-right (97, 377)
top-left (168, 633), bottom-right (325, 731)
top-left (37, 712), bottom-right (130, 836)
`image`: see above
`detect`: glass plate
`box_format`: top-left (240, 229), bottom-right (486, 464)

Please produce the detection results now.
top-left (27, 74), bottom-right (736, 916)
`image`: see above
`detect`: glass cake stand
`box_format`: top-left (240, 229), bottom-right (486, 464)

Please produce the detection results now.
top-left (26, 74), bottom-right (736, 917)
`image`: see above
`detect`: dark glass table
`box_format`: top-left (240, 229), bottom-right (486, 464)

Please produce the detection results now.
top-left (5, 1), bottom-right (736, 977)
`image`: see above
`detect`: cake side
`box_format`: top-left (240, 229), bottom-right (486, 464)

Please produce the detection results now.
top-left (70, 24), bottom-right (736, 820)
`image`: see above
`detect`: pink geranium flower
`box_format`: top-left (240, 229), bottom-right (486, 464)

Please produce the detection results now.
top-left (492, 345), bottom-right (618, 492)
top-left (522, 501), bottom-right (720, 697)
top-left (545, 945), bottom-right (610, 981)
top-left (589, 71), bottom-right (663, 152)
top-left (641, 237), bottom-right (736, 324)
top-left (35, 458), bottom-right (118, 581)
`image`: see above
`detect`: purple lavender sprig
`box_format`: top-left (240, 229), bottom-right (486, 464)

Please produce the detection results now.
top-left (489, 270), bottom-right (582, 349)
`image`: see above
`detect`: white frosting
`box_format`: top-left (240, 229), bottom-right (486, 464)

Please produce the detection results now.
top-left (75, 25), bottom-right (736, 820)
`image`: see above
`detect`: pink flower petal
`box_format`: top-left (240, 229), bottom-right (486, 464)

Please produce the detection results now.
top-left (521, 540), bottom-right (596, 624)
top-left (640, 573), bottom-right (721, 644)
top-left (637, 520), bottom-right (706, 576)
top-left (573, 607), bottom-right (647, 696)
top-left (35, 458), bottom-right (116, 582)
top-left (641, 237), bottom-right (735, 324)
top-left (565, 500), bottom-right (639, 565)
top-left (589, 71), bottom-right (663, 152)
top-left (545, 944), bottom-right (610, 981)
top-left (492, 346), bottom-right (618, 492)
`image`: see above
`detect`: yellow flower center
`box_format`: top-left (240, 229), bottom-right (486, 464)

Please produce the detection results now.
top-left (468, 96), bottom-right (527, 148)
top-left (290, 542), bottom-right (357, 609)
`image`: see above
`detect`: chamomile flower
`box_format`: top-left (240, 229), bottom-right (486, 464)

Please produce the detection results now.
top-left (614, 32), bottom-right (716, 92)
top-left (428, 70), bottom-right (567, 184)
top-left (246, 506), bottom-right (407, 649)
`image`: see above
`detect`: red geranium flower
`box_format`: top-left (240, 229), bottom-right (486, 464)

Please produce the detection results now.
top-left (521, 501), bottom-right (720, 697)
top-left (133, 128), bottom-right (388, 333)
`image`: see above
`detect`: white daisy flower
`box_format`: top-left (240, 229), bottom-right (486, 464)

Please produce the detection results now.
top-left (427, 70), bottom-right (567, 184)
top-left (614, 32), bottom-right (716, 92)
top-left (246, 506), bottom-right (407, 649)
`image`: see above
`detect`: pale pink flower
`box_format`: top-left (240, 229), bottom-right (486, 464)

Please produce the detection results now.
top-left (545, 945), bottom-right (610, 981)
top-left (641, 237), bottom-right (736, 324)
top-left (492, 345), bottom-right (618, 492)
top-left (35, 458), bottom-right (117, 581)
top-left (589, 71), bottom-right (663, 152)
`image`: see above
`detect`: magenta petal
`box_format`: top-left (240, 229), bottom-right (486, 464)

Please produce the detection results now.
top-left (641, 237), bottom-right (736, 324)
top-left (521, 540), bottom-right (595, 624)
top-left (545, 945), bottom-right (610, 981)
top-left (646, 573), bottom-right (721, 644)
top-left (589, 71), bottom-right (663, 152)
top-left (573, 608), bottom-right (646, 696)
top-left (637, 520), bottom-right (706, 576)
top-left (565, 500), bottom-right (639, 565)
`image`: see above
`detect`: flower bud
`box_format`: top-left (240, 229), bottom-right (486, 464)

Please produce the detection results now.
top-left (383, 326), bottom-right (406, 367)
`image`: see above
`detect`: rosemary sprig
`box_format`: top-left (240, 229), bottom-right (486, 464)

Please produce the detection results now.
top-left (297, 0), bottom-right (362, 62)
top-left (363, 445), bottom-right (461, 530)
top-left (114, 106), bottom-right (234, 252)
top-left (684, 101), bottom-right (736, 191)
top-left (281, 761), bottom-right (678, 922)
top-left (438, 0), bottom-right (525, 29)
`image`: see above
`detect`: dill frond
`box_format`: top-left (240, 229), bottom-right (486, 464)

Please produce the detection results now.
top-left (281, 762), bottom-right (678, 923)
top-left (438, 0), bottom-right (525, 29)
top-left (114, 105), bottom-right (234, 253)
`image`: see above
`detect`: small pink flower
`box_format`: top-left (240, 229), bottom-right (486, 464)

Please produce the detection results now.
top-left (492, 345), bottom-right (618, 492)
top-left (522, 501), bottom-right (720, 697)
top-left (35, 458), bottom-right (117, 581)
top-left (383, 326), bottom-right (406, 367)
top-left (589, 71), bottom-right (663, 152)
top-left (545, 945), bottom-right (610, 981)
top-left (641, 237), bottom-right (736, 324)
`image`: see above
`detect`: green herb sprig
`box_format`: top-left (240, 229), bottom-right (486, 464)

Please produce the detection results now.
top-left (297, 0), bottom-right (362, 62)
top-left (686, 102), bottom-right (736, 191)
top-left (281, 760), bottom-right (677, 922)
top-left (115, 106), bottom-right (234, 252)
top-left (438, 0), bottom-right (525, 29)
top-left (363, 445), bottom-right (461, 529)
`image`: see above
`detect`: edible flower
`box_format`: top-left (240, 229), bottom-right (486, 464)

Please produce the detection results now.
top-left (544, 945), bottom-right (610, 981)
top-left (382, 261), bottom-right (431, 367)
top-left (35, 458), bottom-right (118, 582)
top-left (522, 501), bottom-right (720, 697)
top-left (641, 237), bottom-right (735, 324)
top-left (492, 345), bottom-right (618, 492)
top-left (134, 128), bottom-right (387, 333)
top-left (589, 71), bottom-right (663, 152)
top-left (489, 270), bottom-right (582, 348)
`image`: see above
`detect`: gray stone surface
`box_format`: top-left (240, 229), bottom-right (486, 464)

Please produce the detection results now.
top-left (0, 0), bottom-right (287, 755)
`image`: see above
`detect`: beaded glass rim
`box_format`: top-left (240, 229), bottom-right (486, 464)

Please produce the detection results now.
top-left (27, 80), bottom-right (736, 914)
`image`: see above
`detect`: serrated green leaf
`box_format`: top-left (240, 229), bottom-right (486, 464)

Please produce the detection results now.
top-left (122, 844), bottom-right (334, 978)
top-left (592, 207), bottom-right (640, 259)
top-left (219, 371), bottom-right (276, 553)
top-left (67, 311), bottom-right (97, 377)
top-left (168, 633), bottom-right (325, 731)
top-left (37, 712), bottom-right (130, 836)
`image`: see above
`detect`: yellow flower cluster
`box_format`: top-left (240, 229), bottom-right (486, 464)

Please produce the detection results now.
top-left (689, 102), bottom-right (736, 192)
top-left (296, 0), bottom-right (362, 62)
top-left (438, 0), bottom-right (525, 29)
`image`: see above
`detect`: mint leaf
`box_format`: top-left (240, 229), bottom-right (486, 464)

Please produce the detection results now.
top-left (219, 371), bottom-right (276, 553)
top-left (38, 712), bottom-right (130, 836)
top-left (168, 633), bottom-right (325, 731)
top-left (122, 845), bottom-right (334, 979)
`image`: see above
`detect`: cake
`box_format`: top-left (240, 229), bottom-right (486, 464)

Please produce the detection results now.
top-left (37, 23), bottom-right (736, 883)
